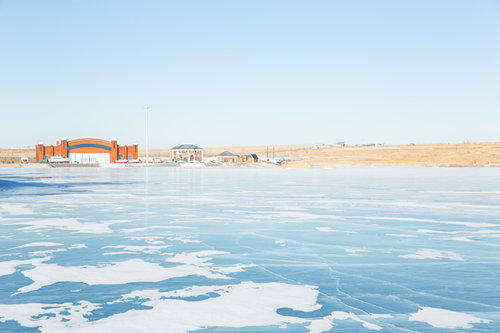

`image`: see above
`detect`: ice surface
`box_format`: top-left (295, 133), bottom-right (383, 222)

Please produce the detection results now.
top-left (0, 167), bottom-right (499, 332)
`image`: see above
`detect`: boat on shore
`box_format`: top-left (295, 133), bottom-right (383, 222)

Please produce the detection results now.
top-left (49, 156), bottom-right (70, 164)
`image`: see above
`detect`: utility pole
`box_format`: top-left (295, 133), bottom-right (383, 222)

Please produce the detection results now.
top-left (144, 105), bottom-right (150, 166)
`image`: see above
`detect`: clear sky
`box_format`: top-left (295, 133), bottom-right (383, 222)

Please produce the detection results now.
top-left (1, 0), bottom-right (499, 148)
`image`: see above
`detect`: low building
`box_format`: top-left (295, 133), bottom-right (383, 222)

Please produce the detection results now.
top-left (170, 144), bottom-right (204, 162)
top-left (35, 138), bottom-right (138, 164)
top-left (238, 154), bottom-right (258, 163)
top-left (216, 151), bottom-right (239, 163)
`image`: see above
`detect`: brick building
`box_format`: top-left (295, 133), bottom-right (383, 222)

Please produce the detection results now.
top-left (35, 138), bottom-right (138, 164)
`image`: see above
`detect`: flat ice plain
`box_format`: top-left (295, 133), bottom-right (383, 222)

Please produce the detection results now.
top-left (0, 166), bottom-right (499, 332)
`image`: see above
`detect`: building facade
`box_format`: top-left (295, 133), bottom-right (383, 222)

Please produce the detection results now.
top-left (36, 138), bottom-right (138, 164)
top-left (216, 151), bottom-right (239, 163)
top-left (170, 144), bottom-right (204, 162)
top-left (238, 154), bottom-right (258, 163)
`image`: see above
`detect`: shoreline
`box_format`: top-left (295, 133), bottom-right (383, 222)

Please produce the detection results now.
top-left (1, 141), bottom-right (499, 169)
top-left (1, 163), bottom-right (499, 169)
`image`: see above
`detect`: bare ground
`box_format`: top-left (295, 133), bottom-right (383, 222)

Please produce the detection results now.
top-left (2, 143), bottom-right (499, 168)
top-left (141, 142), bottom-right (500, 168)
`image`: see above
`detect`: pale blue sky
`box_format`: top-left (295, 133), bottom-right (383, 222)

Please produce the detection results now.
top-left (1, 0), bottom-right (499, 148)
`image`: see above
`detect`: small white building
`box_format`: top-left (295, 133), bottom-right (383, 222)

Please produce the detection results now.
top-left (170, 144), bottom-right (204, 162)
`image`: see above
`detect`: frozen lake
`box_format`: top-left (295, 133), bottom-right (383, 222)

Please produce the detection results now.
top-left (0, 167), bottom-right (499, 332)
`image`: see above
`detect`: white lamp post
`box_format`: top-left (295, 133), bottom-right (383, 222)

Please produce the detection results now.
top-left (144, 105), bottom-right (150, 166)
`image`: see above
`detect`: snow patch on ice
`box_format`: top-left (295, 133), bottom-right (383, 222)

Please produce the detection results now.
top-left (16, 258), bottom-right (231, 294)
top-left (8, 218), bottom-right (123, 234)
top-left (350, 216), bottom-right (496, 228)
top-left (101, 245), bottom-right (170, 254)
top-left (386, 234), bottom-right (416, 238)
top-left (167, 236), bottom-right (201, 243)
top-left (418, 229), bottom-right (497, 235)
top-left (307, 311), bottom-right (382, 332)
top-left (120, 226), bottom-right (193, 233)
top-left (444, 236), bottom-right (474, 242)
top-left (102, 251), bottom-right (141, 256)
top-left (69, 244), bottom-right (87, 249)
top-left (124, 236), bottom-right (165, 244)
top-left (10, 242), bottom-right (64, 249)
top-left (345, 248), bottom-right (368, 255)
top-left (370, 314), bottom-right (392, 319)
top-left (28, 248), bottom-right (67, 257)
top-left (73, 282), bottom-right (320, 332)
top-left (0, 257), bottom-right (51, 277)
top-left (0, 203), bottom-right (34, 215)
top-left (165, 250), bottom-right (228, 266)
top-left (316, 227), bottom-right (356, 234)
top-left (165, 251), bottom-right (256, 275)
top-left (409, 307), bottom-right (490, 329)
top-left (0, 301), bottom-right (99, 332)
top-left (400, 249), bottom-right (464, 261)
top-left (16, 251), bottom-right (254, 294)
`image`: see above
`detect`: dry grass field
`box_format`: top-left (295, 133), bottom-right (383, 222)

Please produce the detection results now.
top-left (0, 148), bottom-right (34, 167)
top-left (142, 142), bottom-right (500, 168)
top-left (2, 143), bottom-right (500, 168)
top-left (276, 142), bottom-right (500, 168)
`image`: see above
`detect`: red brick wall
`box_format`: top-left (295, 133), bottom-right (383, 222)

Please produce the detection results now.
top-left (35, 139), bottom-right (138, 163)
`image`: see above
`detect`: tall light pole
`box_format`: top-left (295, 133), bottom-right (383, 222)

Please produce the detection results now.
top-left (144, 105), bottom-right (150, 166)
